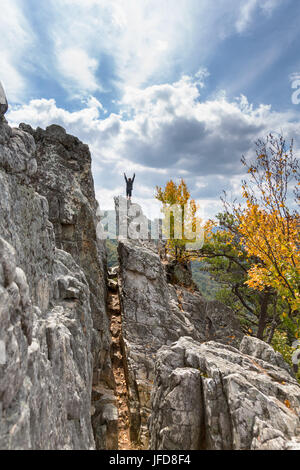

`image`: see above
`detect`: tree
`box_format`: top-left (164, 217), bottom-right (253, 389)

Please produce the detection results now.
top-left (199, 211), bottom-right (278, 339)
top-left (198, 134), bottom-right (299, 340)
top-left (155, 179), bottom-right (202, 262)
top-left (232, 134), bottom-right (300, 338)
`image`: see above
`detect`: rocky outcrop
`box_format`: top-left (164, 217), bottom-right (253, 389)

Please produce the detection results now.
top-left (149, 336), bottom-right (300, 450)
top-left (20, 124), bottom-right (111, 379)
top-left (0, 119), bottom-right (92, 448)
top-left (0, 233), bottom-right (96, 449)
top-left (2, 85), bottom-right (297, 451)
top-left (0, 109), bottom-right (113, 449)
top-left (115, 197), bottom-right (242, 447)
top-left (0, 82), bottom-right (8, 116)
top-left (18, 123), bottom-right (116, 449)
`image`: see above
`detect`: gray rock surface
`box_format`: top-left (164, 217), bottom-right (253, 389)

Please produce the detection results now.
top-left (19, 123), bottom-right (116, 448)
top-left (149, 336), bottom-right (300, 450)
top-left (115, 197), bottom-right (242, 447)
top-left (0, 82), bottom-right (8, 116)
top-left (0, 119), bottom-right (113, 449)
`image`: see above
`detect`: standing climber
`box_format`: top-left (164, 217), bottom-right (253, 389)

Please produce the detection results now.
top-left (124, 172), bottom-right (135, 201)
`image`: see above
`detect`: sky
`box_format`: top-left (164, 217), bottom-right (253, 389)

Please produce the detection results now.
top-left (2, 0), bottom-right (300, 220)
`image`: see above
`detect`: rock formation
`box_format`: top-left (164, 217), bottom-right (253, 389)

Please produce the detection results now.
top-left (0, 82), bottom-right (8, 116)
top-left (1, 81), bottom-right (298, 450)
top-left (149, 336), bottom-right (300, 450)
top-left (115, 197), bottom-right (243, 447)
top-left (0, 94), bottom-right (115, 449)
top-left (19, 123), bottom-right (117, 449)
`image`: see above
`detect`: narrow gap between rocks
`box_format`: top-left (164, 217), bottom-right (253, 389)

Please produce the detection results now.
top-left (108, 277), bottom-right (139, 450)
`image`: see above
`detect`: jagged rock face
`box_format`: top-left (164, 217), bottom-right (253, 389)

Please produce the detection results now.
top-left (0, 121), bottom-right (52, 310)
top-left (0, 119), bottom-right (115, 449)
top-left (114, 196), bottom-right (159, 241)
top-left (0, 82), bottom-right (8, 116)
top-left (115, 197), bottom-right (242, 447)
top-left (19, 123), bottom-right (116, 448)
top-left (149, 336), bottom-right (300, 450)
top-left (0, 120), bottom-right (97, 449)
top-left (20, 124), bottom-right (110, 377)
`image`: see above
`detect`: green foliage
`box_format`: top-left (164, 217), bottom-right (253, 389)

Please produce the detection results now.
top-left (272, 330), bottom-right (295, 366)
top-left (191, 261), bottom-right (219, 300)
top-left (106, 239), bottom-right (118, 268)
top-left (271, 330), bottom-right (300, 383)
top-left (199, 211), bottom-right (279, 338)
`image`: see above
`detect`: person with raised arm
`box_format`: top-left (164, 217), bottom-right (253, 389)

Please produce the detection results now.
top-left (124, 172), bottom-right (135, 201)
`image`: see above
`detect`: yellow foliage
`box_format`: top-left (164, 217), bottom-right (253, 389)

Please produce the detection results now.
top-left (155, 179), bottom-right (202, 261)
top-left (234, 136), bottom-right (300, 315)
top-left (237, 205), bottom-right (299, 312)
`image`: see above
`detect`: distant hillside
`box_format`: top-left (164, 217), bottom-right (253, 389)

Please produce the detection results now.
top-left (191, 261), bottom-right (219, 300)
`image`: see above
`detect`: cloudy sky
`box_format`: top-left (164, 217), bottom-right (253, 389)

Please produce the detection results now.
top-left (2, 0), bottom-right (300, 219)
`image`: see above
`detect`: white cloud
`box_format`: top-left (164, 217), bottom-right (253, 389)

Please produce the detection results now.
top-left (6, 72), bottom-right (300, 219)
top-left (236, 0), bottom-right (283, 33)
top-left (0, 0), bottom-right (34, 102)
top-left (49, 0), bottom-right (283, 95)
top-left (0, 0), bottom-right (285, 103)
top-left (7, 98), bottom-right (102, 130)
top-left (49, 0), bottom-right (199, 92)
top-left (236, 0), bottom-right (259, 33)
top-left (56, 47), bottom-right (100, 93)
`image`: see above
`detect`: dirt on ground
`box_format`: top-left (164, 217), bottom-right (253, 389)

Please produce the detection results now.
top-left (108, 288), bottom-right (142, 450)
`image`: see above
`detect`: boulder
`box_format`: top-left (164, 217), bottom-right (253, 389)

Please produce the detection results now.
top-left (149, 336), bottom-right (300, 450)
top-left (0, 82), bottom-right (8, 116)
top-left (115, 198), bottom-right (242, 447)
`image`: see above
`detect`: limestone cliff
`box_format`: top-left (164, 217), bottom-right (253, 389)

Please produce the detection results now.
top-left (1, 92), bottom-right (299, 451)
top-left (114, 197), bottom-right (243, 447)
top-left (0, 109), bottom-right (115, 448)
top-left (19, 123), bottom-right (117, 449)
top-left (149, 336), bottom-right (300, 450)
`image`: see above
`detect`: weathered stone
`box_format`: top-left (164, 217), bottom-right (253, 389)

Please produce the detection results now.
top-left (0, 119), bottom-right (114, 449)
top-left (91, 386), bottom-right (118, 450)
top-left (0, 121), bottom-right (36, 183)
top-left (0, 235), bottom-right (95, 448)
top-left (240, 335), bottom-right (293, 374)
top-left (165, 259), bottom-right (196, 288)
top-left (115, 197), bottom-right (242, 447)
top-left (108, 265), bottom-right (119, 278)
top-left (108, 278), bottom-right (118, 292)
top-left (0, 82), bottom-right (8, 116)
top-left (18, 123), bottom-right (116, 446)
top-left (149, 336), bottom-right (300, 450)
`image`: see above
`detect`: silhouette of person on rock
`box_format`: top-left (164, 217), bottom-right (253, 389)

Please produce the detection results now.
top-left (124, 173), bottom-right (135, 201)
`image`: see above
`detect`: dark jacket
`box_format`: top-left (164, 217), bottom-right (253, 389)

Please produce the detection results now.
top-left (124, 173), bottom-right (135, 191)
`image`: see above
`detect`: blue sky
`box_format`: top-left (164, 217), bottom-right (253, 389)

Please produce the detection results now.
top-left (2, 0), bottom-right (300, 218)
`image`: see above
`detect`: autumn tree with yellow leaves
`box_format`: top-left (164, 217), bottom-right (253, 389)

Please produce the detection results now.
top-left (156, 136), bottom-right (299, 344)
top-left (155, 179), bottom-right (203, 262)
top-left (199, 212), bottom-right (277, 340)
top-left (225, 134), bottom-right (299, 338)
